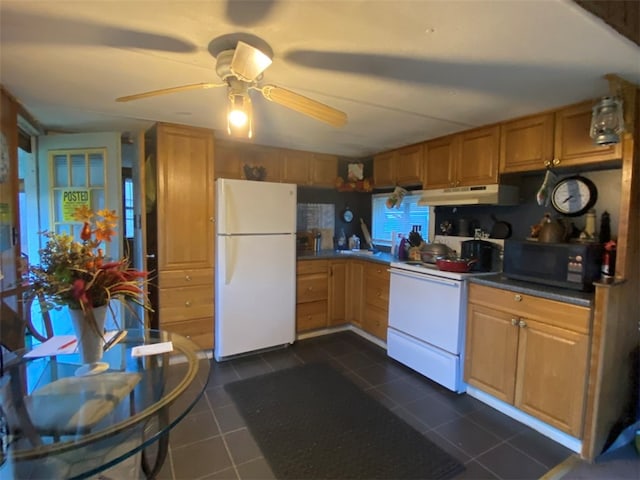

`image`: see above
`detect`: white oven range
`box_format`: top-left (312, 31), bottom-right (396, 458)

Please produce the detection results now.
top-left (387, 261), bottom-right (490, 393)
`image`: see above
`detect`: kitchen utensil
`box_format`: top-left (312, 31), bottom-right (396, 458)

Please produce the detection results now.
top-left (460, 239), bottom-right (495, 272)
top-left (360, 218), bottom-right (374, 250)
top-left (419, 243), bottom-right (452, 263)
top-left (538, 217), bottom-right (570, 243)
top-left (435, 257), bottom-right (478, 273)
top-left (489, 214), bottom-right (512, 239)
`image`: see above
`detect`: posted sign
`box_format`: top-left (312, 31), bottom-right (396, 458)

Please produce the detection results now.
top-left (62, 189), bottom-right (91, 221)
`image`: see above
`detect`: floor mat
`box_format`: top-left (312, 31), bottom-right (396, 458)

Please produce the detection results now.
top-left (225, 362), bottom-right (465, 479)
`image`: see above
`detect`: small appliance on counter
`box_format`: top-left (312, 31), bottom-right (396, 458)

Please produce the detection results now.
top-left (503, 239), bottom-right (603, 292)
top-left (460, 239), bottom-right (497, 272)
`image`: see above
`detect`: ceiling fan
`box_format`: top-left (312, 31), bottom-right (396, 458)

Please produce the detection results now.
top-left (116, 41), bottom-right (347, 137)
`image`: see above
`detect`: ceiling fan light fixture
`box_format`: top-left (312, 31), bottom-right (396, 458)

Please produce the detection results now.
top-left (231, 41), bottom-right (272, 82)
top-left (227, 92), bottom-right (253, 138)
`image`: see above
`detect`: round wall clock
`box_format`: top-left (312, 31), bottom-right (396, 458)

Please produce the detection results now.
top-left (550, 175), bottom-right (597, 217)
top-left (341, 207), bottom-right (354, 223)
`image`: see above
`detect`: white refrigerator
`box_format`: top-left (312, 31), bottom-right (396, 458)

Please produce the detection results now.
top-left (214, 178), bottom-right (297, 361)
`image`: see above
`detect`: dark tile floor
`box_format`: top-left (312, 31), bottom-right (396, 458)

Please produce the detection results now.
top-left (156, 331), bottom-right (639, 480)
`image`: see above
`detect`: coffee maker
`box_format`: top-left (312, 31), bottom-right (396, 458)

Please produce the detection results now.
top-left (461, 239), bottom-right (496, 272)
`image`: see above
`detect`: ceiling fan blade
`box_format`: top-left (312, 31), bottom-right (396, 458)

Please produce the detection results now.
top-left (116, 82), bottom-right (225, 102)
top-left (259, 85), bottom-right (347, 127)
top-left (231, 41), bottom-right (273, 81)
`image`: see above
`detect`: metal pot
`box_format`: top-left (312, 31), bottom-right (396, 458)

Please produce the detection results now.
top-left (538, 218), bottom-right (571, 243)
top-left (436, 257), bottom-right (478, 273)
top-left (420, 243), bottom-right (452, 263)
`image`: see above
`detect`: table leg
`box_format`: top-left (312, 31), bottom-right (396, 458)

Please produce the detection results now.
top-left (140, 406), bottom-right (170, 479)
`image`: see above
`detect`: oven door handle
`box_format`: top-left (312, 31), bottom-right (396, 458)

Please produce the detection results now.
top-left (390, 269), bottom-right (461, 287)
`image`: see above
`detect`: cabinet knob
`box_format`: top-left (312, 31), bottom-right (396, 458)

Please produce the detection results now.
top-left (185, 300), bottom-right (192, 307)
top-left (514, 294), bottom-right (522, 302)
top-left (185, 275), bottom-right (192, 281)
top-left (544, 158), bottom-right (561, 168)
top-left (518, 320), bottom-right (527, 328)
top-left (307, 286), bottom-right (313, 291)
top-left (511, 318), bottom-right (519, 326)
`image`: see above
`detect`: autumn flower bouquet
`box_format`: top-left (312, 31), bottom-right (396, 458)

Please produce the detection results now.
top-left (24, 207), bottom-right (152, 331)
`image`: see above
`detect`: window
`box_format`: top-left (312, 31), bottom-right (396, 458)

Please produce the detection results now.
top-left (371, 192), bottom-right (433, 246)
top-left (123, 177), bottom-right (134, 239)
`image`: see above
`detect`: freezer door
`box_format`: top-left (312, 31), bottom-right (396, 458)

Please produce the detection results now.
top-left (216, 178), bottom-right (297, 234)
top-left (215, 233), bottom-right (296, 359)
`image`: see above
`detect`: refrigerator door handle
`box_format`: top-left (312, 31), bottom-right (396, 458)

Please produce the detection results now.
top-left (224, 183), bottom-right (235, 234)
top-left (225, 236), bottom-right (235, 285)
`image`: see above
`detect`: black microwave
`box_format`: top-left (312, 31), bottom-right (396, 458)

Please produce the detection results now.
top-left (503, 240), bottom-right (603, 291)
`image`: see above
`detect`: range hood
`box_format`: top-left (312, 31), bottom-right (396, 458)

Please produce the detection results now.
top-left (418, 184), bottom-right (519, 206)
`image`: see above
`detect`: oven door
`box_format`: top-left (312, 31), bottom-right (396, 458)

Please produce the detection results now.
top-left (388, 268), bottom-right (465, 355)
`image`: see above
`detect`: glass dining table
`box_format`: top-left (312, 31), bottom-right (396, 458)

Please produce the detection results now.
top-left (0, 329), bottom-right (211, 480)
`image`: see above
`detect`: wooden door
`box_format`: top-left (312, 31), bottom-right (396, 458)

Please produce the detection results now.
top-left (282, 150), bottom-right (312, 185)
top-left (457, 125), bottom-right (500, 186)
top-left (396, 144), bottom-right (423, 186)
top-left (464, 303), bottom-right (519, 403)
top-left (373, 151), bottom-right (396, 188)
top-left (310, 153), bottom-right (338, 187)
top-left (515, 318), bottom-right (589, 437)
top-left (554, 100), bottom-right (622, 167)
top-left (328, 260), bottom-right (347, 325)
top-left (422, 135), bottom-right (457, 189)
top-left (500, 113), bottom-right (555, 173)
top-left (157, 123), bottom-right (215, 272)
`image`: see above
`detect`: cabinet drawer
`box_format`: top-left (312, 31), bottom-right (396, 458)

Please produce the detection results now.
top-left (363, 304), bottom-right (388, 341)
top-left (469, 284), bottom-right (590, 333)
top-left (365, 275), bottom-right (389, 310)
top-left (159, 285), bottom-right (214, 321)
top-left (159, 269), bottom-right (214, 288)
top-left (162, 316), bottom-right (213, 349)
top-left (364, 263), bottom-right (390, 280)
top-left (297, 260), bottom-right (328, 275)
top-left (296, 300), bottom-right (328, 331)
top-left (297, 274), bottom-right (328, 303)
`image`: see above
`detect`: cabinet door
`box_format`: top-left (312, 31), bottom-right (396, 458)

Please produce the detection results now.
top-left (214, 141), bottom-right (243, 179)
top-left (347, 261), bottom-right (364, 326)
top-left (157, 124), bottom-right (215, 272)
top-left (328, 260), bottom-right (347, 325)
top-left (311, 153), bottom-right (338, 187)
top-left (554, 100), bottom-right (622, 167)
top-left (422, 135), bottom-right (457, 189)
top-left (396, 144), bottom-right (423, 186)
top-left (515, 318), bottom-right (589, 437)
top-left (457, 125), bottom-right (500, 186)
top-left (282, 150), bottom-right (312, 184)
top-left (248, 146), bottom-right (283, 182)
top-left (500, 113), bottom-right (555, 173)
top-left (363, 304), bottom-right (388, 341)
top-left (373, 151), bottom-right (396, 188)
top-left (464, 303), bottom-right (519, 403)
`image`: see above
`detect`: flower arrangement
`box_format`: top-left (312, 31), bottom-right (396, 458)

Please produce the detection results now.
top-left (24, 206), bottom-right (153, 324)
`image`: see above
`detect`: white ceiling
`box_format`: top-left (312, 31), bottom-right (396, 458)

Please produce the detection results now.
top-left (1, 0), bottom-right (639, 158)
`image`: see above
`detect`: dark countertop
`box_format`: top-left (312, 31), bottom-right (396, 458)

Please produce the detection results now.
top-left (468, 274), bottom-right (594, 307)
top-left (297, 250), bottom-right (393, 265)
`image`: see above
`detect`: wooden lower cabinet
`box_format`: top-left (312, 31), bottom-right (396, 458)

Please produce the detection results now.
top-left (296, 260), bottom-right (328, 332)
top-left (346, 261), bottom-right (365, 326)
top-left (465, 284), bottom-right (590, 438)
top-left (328, 260), bottom-right (347, 326)
top-left (362, 263), bottom-right (390, 341)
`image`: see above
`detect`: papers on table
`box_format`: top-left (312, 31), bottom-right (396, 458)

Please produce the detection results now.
top-left (131, 341), bottom-right (173, 357)
top-left (24, 331), bottom-right (127, 358)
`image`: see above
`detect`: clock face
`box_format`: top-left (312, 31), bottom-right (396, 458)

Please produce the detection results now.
top-left (551, 176), bottom-right (597, 217)
top-left (342, 208), bottom-right (353, 223)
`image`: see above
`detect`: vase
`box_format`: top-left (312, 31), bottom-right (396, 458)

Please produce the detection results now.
top-left (69, 304), bottom-right (109, 376)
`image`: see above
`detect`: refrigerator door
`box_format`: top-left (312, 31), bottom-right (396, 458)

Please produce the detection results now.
top-left (215, 233), bottom-right (296, 359)
top-left (216, 178), bottom-right (297, 235)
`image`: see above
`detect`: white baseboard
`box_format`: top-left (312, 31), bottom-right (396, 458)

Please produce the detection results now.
top-left (466, 385), bottom-right (582, 453)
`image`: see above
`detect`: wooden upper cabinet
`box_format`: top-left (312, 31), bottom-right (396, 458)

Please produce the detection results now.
top-left (457, 125), bottom-right (500, 186)
top-left (422, 135), bottom-right (457, 189)
top-left (214, 141), bottom-right (243, 179)
top-left (396, 144), bottom-right (423, 186)
top-left (554, 100), bottom-right (622, 168)
top-left (500, 113), bottom-right (555, 173)
top-left (373, 150), bottom-right (396, 188)
top-left (156, 123), bottom-right (215, 272)
top-left (249, 146), bottom-right (283, 182)
top-left (311, 153), bottom-right (338, 187)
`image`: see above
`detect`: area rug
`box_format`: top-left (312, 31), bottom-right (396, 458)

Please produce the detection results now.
top-left (224, 362), bottom-right (465, 479)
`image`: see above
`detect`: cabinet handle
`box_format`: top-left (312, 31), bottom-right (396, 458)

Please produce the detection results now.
top-left (511, 318), bottom-right (519, 326)
top-left (544, 158), bottom-right (561, 168)
top-left (185, 275), bottom-right (192, 281)
top-left (185, 300), bottom-right (192, 307)
top-left (518, 320), bottom-right (527, 328)
top-left (307, 286), bottom-right (313, 291)
top-left (514, 294), bottom-right (522, 302)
